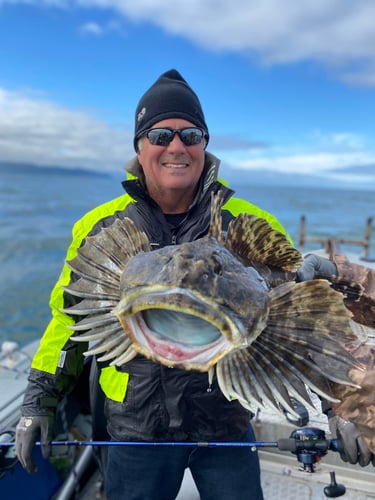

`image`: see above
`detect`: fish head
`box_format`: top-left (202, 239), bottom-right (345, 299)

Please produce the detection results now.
top-left (114, 236), bottom-right (270, 371)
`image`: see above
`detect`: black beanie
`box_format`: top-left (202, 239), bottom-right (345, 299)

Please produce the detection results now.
top-left (134, 69), bottom-right (209, 150)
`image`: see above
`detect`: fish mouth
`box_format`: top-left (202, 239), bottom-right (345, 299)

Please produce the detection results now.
top-left (114, 286), bottom-right (246, 371)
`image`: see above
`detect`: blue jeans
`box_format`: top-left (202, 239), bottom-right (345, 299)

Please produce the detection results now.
top-left (105, 425), bottom-right (264, 500)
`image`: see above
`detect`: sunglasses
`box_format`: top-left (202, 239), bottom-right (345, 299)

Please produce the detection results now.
top-left (141, 127), bottom-right (206, 147)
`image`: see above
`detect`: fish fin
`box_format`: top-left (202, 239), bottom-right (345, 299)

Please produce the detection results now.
top-left (62, 217), bottom-right (150, 360)
top-left (65, 218), bottom-right (151, 287)
top-left (68, 312), bottom-right (118, 331)
top-left (217, 348), bottom-right (317, 418)
top-left (79, 323), bottom-right (134, 364)
top-left (84, 332), bottom-right (125, 356)
top-left (61, 281), bottom-right (119, 300)
top-left (208, 190), bottom-right (225, 244)
top-left (71, 322), bottom-right (121, 342)
top-left (225, 214), bottom-right (303, 271)
top-left (218, 279), bottom-right (361, 415)
top-left (68, 310), bottom-right (134, 364)
top-left (109, 346), bottom-right (137, 366)
top-left (61, 299), bottom-right (116, 316)
top-left (266, 280), bottom-right (361, 384)
top-left (217, 348), bottom-right (287, 411)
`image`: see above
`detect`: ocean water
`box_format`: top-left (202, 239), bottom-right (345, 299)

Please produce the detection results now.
top-left (1, 165), bottom-right (374, 347)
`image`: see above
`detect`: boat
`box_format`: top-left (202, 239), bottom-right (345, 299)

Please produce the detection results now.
top-left (1, 218), bottom-right (375, 499)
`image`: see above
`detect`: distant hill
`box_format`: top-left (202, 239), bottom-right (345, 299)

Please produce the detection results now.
top-left (2, 161), bottom-right (373, 191)
top-left (0, 162), bottom-right (110, 178)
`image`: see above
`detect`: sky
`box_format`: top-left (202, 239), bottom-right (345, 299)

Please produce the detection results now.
top-left (1, 0), bottom-right (375, 189)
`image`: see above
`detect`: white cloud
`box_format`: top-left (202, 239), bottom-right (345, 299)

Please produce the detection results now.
top-left (312, 131), bottom-right (365, 151)
top-left (1, 1), bottom-right (374, 177)
top-left (219, 129), bottom-right (375, 185)
top-left (0, 88), bottom-right (133, 171)
top-left (339, 60), bottom-right (375, 87)
top-left (82, 1), bottom-right (375, 86)
top-left (1, 87), bottom-right (373, 181)
top-left (80, 21), bottom-right (103, 35)
top-left (231, 152), bottom-right (375, 175)
top-left (2, 1), bottom-right (375, 84)
top-left (79, 19), bottom-right (123, 36)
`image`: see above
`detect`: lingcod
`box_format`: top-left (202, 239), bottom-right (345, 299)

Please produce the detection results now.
top-left (62, 191), bottom-right (362, 421)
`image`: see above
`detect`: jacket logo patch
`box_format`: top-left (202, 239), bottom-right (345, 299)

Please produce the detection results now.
top-left (58, 350), bottom-right (66, 368)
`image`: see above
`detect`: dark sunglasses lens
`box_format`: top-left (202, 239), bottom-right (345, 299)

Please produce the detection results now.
top-left (180, 128), bottom-right (204, 145)
top-left (147, 129), bottom-right (174, 146)
top-left (146, 128), bottom-right (204, 146)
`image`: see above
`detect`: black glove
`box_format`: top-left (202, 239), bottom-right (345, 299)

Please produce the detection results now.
top-left (328, 415), bottom-right (373, 467)
top-left (296, 254), bottom-right (338, 282)
top-left (15, 415), bottom-right (54, 473)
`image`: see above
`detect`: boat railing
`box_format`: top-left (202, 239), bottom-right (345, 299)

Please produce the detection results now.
top-left (298, 215), bottom-right (373, 260)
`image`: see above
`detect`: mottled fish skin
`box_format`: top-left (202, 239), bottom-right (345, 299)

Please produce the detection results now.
top-left (62, 191), bottom-right (362, 419)
top-left (329, 322), bottom-right (375, 454)
top-left (115, 235), bottom-right (271, 370)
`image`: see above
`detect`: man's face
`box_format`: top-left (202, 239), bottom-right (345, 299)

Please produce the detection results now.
top-left (136, 118), bottom-right (206, 201)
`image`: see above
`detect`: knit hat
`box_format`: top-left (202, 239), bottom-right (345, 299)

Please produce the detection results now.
top-left (134, 69), bottom-right (209, 150)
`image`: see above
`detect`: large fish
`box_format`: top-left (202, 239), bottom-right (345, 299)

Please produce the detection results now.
top-left (62, 191), bottom-right (362, 421)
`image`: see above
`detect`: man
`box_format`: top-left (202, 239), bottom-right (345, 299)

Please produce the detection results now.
top-left (15, 69), bottom-right (374, 499)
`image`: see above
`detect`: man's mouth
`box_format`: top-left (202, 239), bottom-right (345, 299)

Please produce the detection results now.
top-left (162, 162), bottom-right (189, 169)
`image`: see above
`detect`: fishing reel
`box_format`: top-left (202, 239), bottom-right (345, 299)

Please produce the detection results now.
top-left (278, 427), bottom-right (346, 497)
top-left (286, 427), bottom-right (333, 472)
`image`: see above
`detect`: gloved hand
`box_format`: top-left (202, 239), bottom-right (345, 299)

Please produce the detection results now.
top-left (15, 415), bottom-right (54, 473)
top-left (296, 254), bottom-right (338, 282)
top-left (328, 415), bottom-right (373, 467)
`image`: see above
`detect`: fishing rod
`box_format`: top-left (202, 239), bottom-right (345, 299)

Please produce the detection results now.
top-left (0, 437), bottom-right (339, 450)
top-left (0, 427), bottom-right (346, 497)
top-left (1, 439), bottom-right (279, 448)
top-left (0, 427), bottom-right (339, 467)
